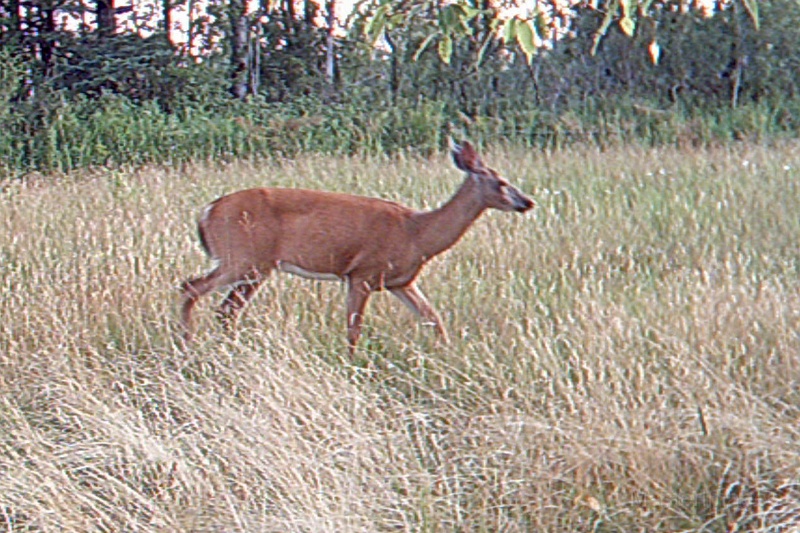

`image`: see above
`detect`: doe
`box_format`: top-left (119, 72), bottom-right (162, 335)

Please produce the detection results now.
top-left (180, 140), bottom-right (534, 353)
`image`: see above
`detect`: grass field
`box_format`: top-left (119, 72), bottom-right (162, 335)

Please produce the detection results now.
top-left (2, 143), bottom-right (800, 531)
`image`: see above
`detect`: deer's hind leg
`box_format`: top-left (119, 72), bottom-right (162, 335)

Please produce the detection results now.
top-left (216, 279), bottom-right (264, 333)
top-left (181, 270), bottom-right (221, 342)
top-left (346, 277), bottom-right (373, 355)
top-left (180, 265), bottom-right (266, 343)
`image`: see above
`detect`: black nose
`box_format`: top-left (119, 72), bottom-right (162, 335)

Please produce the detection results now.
top-left (517, 198), bottom-right (535, 212)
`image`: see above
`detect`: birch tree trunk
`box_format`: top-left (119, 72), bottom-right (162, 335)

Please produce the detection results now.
top-left (325, 0), bottom-right (336, 90)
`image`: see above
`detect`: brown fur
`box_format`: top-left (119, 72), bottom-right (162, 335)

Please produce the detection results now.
top-left (180, 141), bottom-right (534, 353)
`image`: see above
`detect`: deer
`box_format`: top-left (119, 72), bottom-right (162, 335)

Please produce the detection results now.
top-left (179, 140), bottom-right (534, 353)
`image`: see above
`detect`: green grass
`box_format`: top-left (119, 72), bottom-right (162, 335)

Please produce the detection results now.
top-left (1, 143), bottom-right (800, 531)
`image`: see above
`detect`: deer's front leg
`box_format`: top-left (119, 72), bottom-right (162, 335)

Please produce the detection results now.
top-left (346, 278), bottom-right (372, 354)
top-left (390, 284), bottom-right (450, 344)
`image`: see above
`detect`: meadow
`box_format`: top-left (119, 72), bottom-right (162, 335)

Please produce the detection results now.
top-left (1, 142), bottom-right (799, 531)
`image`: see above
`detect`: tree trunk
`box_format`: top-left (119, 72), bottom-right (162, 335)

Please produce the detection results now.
top-left (384, 32), bottom-right (399, 103)
top-left (324, 0), bottom-right (336, 90)
top-left (304, 0), bottom-right (314, 25)
top-left (284, 0), bottom-right (296, 49)
top-left (39, 1), bottom-right (57, 78)
top-left (186, 0), bottom-right (198, 53)
top-left (163, 0), bottom-right (173, 43)
top-left (229, 0), bottom-right (250, 100)
top-left (96, 0), bottom-right (116, 35)
top-left (251, 3), bottom-right (263, 97)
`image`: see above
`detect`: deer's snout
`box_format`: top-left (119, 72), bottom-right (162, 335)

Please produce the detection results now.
top-left (516, 196), bottom-right (535, 212)
top-left (507, 187), bottom-right (535, 212)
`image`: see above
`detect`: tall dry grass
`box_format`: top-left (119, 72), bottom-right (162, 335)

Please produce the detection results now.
top-left (1, 143), bottom-right (800, 531)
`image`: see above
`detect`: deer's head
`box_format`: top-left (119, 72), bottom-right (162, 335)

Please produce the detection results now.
top-left (451, 140), bottom-right (534, 213)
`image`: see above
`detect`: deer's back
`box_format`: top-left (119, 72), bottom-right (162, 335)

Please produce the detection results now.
top-left (200, 188), bottom-right (425, 283)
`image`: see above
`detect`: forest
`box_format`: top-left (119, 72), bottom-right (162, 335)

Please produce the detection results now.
top-left (0, 0), bottom-right (796, 173)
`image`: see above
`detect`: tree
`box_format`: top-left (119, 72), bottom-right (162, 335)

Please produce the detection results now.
top-left (229, 0), bottom-right (250, 99)
top-left (95, 0), bottom-right (116, 34)
top-left (325, 0), bottom-right (336, 90)
top-left (361, 0), bottom-right (761, 64)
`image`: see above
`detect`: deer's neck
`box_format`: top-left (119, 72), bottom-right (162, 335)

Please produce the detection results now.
top-left (412, 178), bottom-right (486, 259)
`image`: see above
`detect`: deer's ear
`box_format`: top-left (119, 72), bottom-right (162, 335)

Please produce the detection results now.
top-left (451, 140), bottom-right (482, 172)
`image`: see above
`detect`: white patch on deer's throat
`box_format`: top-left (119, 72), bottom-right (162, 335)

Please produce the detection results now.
top-left (277, 261), bottom-right (341, 282)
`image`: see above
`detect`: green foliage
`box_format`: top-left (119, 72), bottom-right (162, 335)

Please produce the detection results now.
top-left (514, 18), bottom-right (537, 63)
top-left (590, 0), bottom-right (760, 55)
top-left (360, 0), bottom-right (760, 62)
top-left (52, 33), bottom-right (183, 104)
top-left (0, 1), bottom-right (799, 176)
top-left (0, 48), bottom-right (24, 174)
top-left (0, 47), bottom-right (23, 119)
top-left (2, 88), bottom-right (799, 176)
